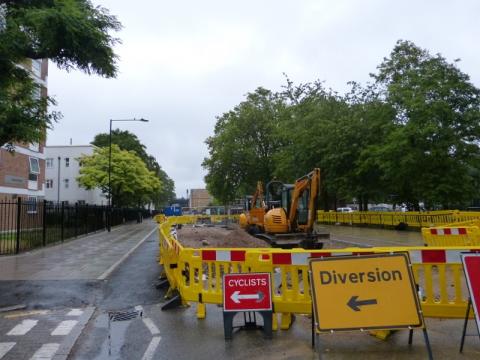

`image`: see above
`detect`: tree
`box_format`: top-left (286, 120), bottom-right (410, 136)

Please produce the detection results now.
top-left (77, 145), bottom-right (161, 207)
top-left (92, 130), bottom-right (176, 207)
top-left (202, 88), bottom-right (287, 204)
top-left (371, 40), bottom-right (480, 209)
top-left (92, 130), bottom-right (149, 162)
top-left (0, 0), bottom-right (121, 148)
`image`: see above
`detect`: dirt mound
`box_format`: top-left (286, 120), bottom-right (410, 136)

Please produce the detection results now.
top-left (177, 223), bottom-right (269, 248)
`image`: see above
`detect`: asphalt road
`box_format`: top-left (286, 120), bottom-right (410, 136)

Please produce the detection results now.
top-left (1, 223), bottom-right (480, 359)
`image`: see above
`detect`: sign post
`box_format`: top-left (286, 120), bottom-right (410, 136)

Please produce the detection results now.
top-left (459, 253), bottom-right (480, 352)
top-left (223, 272), bottom-right (272, 340)
top-left (309, 253), bottom-right (432, 358)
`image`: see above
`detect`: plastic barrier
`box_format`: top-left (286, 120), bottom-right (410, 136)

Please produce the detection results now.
top-left (158, 215), bottom-right (480, 329)
top-left (317, 210), bottom-right (480, 229)
top-left (422, 220), bottom-right (480, 247)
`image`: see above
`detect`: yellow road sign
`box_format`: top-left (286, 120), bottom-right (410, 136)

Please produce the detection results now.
top-left (309, 253), bottom-right (423, 331)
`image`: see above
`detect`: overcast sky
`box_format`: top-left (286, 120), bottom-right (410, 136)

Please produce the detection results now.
top-left (46, 0), bottom-right (480, 198)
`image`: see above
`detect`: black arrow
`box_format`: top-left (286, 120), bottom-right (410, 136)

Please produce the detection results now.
top-left (347, 295), bottom-right (378, 311)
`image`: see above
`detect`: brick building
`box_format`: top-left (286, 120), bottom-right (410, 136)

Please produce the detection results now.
top-left (0, 59), bottom-right (48, 205)
top-left (189, 188), bottom-right (213, 208)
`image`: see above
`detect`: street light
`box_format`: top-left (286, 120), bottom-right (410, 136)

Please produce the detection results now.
top-left (107, 118), bottom-right (149, 231)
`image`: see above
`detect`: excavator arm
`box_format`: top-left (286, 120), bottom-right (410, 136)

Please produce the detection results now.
top-left (288, 168), bottom-right (320, 232)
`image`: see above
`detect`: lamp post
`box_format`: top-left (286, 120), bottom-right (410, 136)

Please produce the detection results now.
top-left (107, 118), bottom-right (149, 231)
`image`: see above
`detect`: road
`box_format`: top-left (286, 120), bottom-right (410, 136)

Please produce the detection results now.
top-left (0, 221), bottom-right (479, 359)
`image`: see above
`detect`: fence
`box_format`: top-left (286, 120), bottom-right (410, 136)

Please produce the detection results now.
top-left (0, 198), bottom-right (149, 255)
top-left (317, 210), bottom-right (480, 229)
top-left (422, 220), bottom-right (480, 246)
top-left (157, 215), bottom-right (480, 330)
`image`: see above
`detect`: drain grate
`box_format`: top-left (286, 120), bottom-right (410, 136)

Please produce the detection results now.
top-left (108, 309), bottom-right (142, 322)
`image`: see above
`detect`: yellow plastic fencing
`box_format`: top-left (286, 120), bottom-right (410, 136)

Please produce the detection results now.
top-left (318, 210), bottom-right (480, 228)
top-left (157, 215), bottom-right (480, 329)
top-left (422, 220), bottom-right (480, 247)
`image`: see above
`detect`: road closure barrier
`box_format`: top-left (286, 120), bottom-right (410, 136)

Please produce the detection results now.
top-left (318, 210), bottom-right (480, 229)
top-left (157, 215), bottom-right (480, 329)
top-left (422, 220), bottom-right (480, 246)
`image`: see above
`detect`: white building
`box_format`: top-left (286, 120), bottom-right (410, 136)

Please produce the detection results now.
top-left (44, 145), bottom-right (104, 205)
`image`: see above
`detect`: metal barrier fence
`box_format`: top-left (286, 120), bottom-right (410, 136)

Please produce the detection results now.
top-left (157, 215), bottom-right (480, 329)
top-left (0, 198), bottom-right (150, 255)
top-left (317, 210), bottom-right (480, 228)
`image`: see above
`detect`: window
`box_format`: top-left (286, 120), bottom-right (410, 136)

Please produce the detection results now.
top-left (29, 157), bottom-right (40, 174)
top-left (26, 196), bottom-right (37, 214)
top-left (46, 158), bottom-right (54, 168)
top-left (31, 60), bottom-right (42, 77)
top-left (29, 157), bottom-right (40, 182)
top-left (64, 178), bottom-right (69, 189)
top-left (46, 179), bottom-right (53, 189)
top-left (65, 158), bottom-right (70, 167)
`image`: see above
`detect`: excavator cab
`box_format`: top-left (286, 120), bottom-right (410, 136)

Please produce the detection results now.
top-left (260, 168), bottom-right (326, 249)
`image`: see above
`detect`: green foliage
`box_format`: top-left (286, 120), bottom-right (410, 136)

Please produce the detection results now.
top-left (77, 145), bottom-right (161, 207)
top-left (91, 129), bottom-right (176, 207)
top-left (0, 0), bottom-right (121, 147)
top-left (371, 40), bottom-right (480, 208)
top-left (203, 41), bottom-right (480, 210)
top-left (0, 62), bottom-right (61, 148)
top-left (202, 88), bottom-right (287, 204)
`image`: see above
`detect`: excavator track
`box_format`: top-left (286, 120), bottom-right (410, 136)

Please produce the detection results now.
top-left (255, 232), bottom-right (325, 249)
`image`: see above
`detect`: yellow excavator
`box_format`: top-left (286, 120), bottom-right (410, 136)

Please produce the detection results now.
top-left (239, 181), bottom-right (266, 234)
top-left (258, 168), bottom-right (328, 249)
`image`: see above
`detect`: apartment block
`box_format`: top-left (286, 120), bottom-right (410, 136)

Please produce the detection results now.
top-left (44, 145), bottom-right (105, 205)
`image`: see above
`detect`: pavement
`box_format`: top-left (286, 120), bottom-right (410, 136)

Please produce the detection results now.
top-left (0, 222), bottom-right (157, 281)
top-left (0, 220), bottom-right (157, 360)
top-left (0, 221), bottom-right (479, 359)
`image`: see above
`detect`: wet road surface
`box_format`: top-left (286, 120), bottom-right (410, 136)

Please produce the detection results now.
top-left (1, 222), bottom-right (479, 359)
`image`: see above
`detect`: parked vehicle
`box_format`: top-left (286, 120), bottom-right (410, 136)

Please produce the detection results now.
top-left (337, 207), bottom-right (354, 213)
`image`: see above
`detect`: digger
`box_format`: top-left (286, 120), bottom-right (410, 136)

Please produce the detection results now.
top-left (257, 168), bottom-right (328, 249)
top-left (239, 181), bottom-right (266, 235)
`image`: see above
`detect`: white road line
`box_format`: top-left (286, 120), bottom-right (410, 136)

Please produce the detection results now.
top-left (67, 309), bottom-right (84, 316)
top-left (30, 343), bottom-right (59, 360)
top-left (98, 227), bottom-right (157, 280)
top-left (7, 319), bottom-right (38, 336)
top-left (51, 320), bottom-right (78, 336)
top-left (141, 336), bottom-right (161, 360)
top-left (142, 318), bottom-right (160, 335)
top-left (0, 343), bottom-right (16, 359)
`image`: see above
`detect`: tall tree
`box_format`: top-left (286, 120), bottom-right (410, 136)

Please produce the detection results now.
top-left (202, 87), bottom-right (287, 204)
top-left (92, 130), bottom-right (176, 207)
top-left (371, 40), bottom-right (480, 209)
top-left (0, 0), bottom-right (121, 148)
top-left (77, 145), bottom-right (161, 207)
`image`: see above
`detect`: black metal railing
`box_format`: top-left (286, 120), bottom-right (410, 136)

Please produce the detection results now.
top-left (0, 198), bottom-right (151, 255)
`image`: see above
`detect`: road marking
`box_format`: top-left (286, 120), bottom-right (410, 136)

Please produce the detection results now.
top-left (141, 336), bottom-right (161, 360)
top-left (4, 310), bottom-right (49, 319)
top-left (0, 343), bottom-right (15, 359)
top-left (142, 318), bottom-right (160, 335)
top-left (67, 309), bottom-right (84, 316)
top-left (30, 343), bottom-right (59, 360)
top-left (98, 227), bottom-right (157, 280)
top-left (51, 320), bottom-right (78, 336)
top-left (7, 319), bottom-right (38, 336)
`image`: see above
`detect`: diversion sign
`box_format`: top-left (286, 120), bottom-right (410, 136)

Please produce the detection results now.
top-left (309, 252), bottom-right (423, 332)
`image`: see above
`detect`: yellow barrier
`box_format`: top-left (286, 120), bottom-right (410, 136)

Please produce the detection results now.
top-left (422, 220), bottom-right (480, 247)
top-left (158, 216), bottom-right (480, 328)
top-left (318, 210), bottom-right (480, 228)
